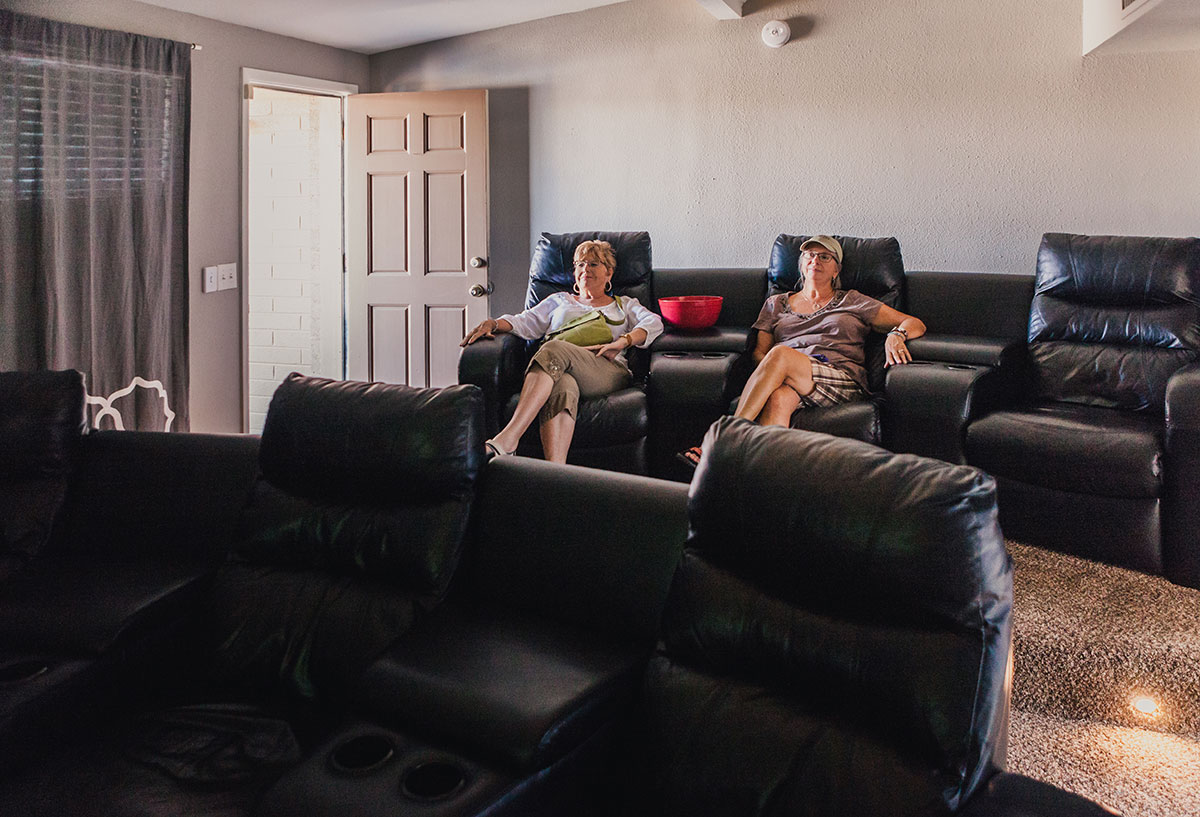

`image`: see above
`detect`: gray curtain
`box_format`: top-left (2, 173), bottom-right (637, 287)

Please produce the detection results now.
top-left (0, 11), bottom-right (190, 430)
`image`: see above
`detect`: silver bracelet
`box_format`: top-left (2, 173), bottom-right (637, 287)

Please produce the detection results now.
top-left (888, 327), bottom-right (908, 340)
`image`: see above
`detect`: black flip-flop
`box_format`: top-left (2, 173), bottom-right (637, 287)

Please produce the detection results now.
top-left (675, 446), bottom-right (702, 469)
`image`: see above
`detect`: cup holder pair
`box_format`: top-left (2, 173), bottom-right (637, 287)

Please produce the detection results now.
top-left (328, 734), bottom-right (466, 802)
top-left (0, 660), bottom-right (51, 685)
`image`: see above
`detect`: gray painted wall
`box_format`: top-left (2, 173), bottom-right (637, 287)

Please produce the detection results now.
top-left (373, 0), bottom-right (1200, 318)
top-left (2, 0), bottom-right (369, 432)
top-left (6, 0), bottom-right (1198, 429)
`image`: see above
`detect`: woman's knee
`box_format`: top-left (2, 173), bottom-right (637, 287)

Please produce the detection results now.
top-left (540, 374), bottom-right (579, 423)
top-left (530, 341), bottom-right (572, 379)
top-left (764, 386), bottom-right (800, 413)
top-left (759, 345), bottom-right (809, 376)
top-left (763, 344), bottom-right (803, 363)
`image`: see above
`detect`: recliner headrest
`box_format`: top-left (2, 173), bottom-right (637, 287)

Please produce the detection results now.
top-left (259, 374), bottom-right (485, 504)
top-left (768, 234), bottom-right (905, 307)
top-left (526, 231), bottom-right (652, 308)
top-left (0, 369), bottom-right (88, 565)
top-left (0, 369), bottom-right (87, 480)
top-left (687, 417), bottom-right (1006, 621)
top-left (1029, 232), bottom-right (1200, 411)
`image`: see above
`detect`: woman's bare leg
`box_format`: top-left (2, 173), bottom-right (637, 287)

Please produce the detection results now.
top-left (491, 368), bottom-right (553, 453)
top-left (539, 410), bottom-right (576, 464)
top-left (758, 385), bottom-right (802, 427)
top-left (734, 346), bottom-right (815, 421)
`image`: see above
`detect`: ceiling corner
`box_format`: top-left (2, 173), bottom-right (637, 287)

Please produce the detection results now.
top-left (695, 0), bottom-right (745, 20)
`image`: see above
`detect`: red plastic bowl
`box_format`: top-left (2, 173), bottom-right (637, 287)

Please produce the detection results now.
top-left (658, 295), bottom-right (723, 329)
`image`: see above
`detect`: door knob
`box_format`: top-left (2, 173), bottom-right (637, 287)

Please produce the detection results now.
top-left (469, 283), bottom-right (493, 297)
top-left (469, 256), bottom-right (487, 268)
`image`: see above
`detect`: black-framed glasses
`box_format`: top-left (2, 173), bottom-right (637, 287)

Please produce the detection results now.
top-left (801, 250), bottom-right (837, 264)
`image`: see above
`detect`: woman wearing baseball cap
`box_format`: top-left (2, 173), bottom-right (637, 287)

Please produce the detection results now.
top-left (678, 235), bottom-right (925, 467)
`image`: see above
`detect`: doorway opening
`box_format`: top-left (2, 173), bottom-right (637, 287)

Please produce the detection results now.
top-left (241, 70), bottom-right (356, 433)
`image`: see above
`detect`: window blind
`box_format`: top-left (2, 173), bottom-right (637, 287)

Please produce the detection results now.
top-left (0, 39), bottom-right (180, 200)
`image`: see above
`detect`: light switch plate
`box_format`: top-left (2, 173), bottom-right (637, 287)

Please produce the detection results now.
top-left (217, 263), bottom-right (237, 291)
top-left (202, 266), bottom-right (219, 293)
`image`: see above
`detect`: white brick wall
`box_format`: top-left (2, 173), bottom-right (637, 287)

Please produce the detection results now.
top-left (247, 88), bottom-right (343, 433)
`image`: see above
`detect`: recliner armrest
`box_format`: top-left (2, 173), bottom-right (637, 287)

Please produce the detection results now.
top-left (1164, 361), bottom-right (1200, 588)
top-left (957, 772), bottom-right (1119, 816)
top-left (883, 361), bottom-right (1005, 464)
top-left (907, 334), bottom-right (1024, 370)
top-left (458, 333), bottom-right (529, 437)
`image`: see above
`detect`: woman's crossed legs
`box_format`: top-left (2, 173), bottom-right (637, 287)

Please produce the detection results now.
top-left (678, 346), bottom-right (861, 467)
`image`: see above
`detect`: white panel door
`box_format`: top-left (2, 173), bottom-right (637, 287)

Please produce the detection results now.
top-left (346, 89), bottom-right (489, 387)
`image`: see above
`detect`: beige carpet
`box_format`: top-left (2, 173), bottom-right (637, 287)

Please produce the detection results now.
top-left (1006, 542), bottom-right (1200, 817)
top-left (1008, 709), bottom-right (1200, 817)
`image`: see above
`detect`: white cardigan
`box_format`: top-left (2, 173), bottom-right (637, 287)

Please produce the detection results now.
top-left (500, 292), bottom-right (664, 348)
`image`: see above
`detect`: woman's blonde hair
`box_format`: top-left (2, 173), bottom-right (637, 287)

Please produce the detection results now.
top-left (573, 240), bottom-right (617, 271)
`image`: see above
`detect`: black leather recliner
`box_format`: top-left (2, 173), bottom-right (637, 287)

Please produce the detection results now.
top-left (624, 417), bottom-right (1112, 817)
top-left (0, 370), bottom-right (262, 773)
top-left (0, 374), bottom-right (487, 815)
top-left (965, 233), bottom-right (1200, 588)
top-left (458, 231), bottom-right (654, 474)
top-left (209, 374), bottom-right (486, 702)
top-left (769, 233), bottom-right (906, 443)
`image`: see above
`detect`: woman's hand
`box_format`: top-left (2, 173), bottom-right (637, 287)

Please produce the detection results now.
top-left (884, 331), bottom-right (912, 366)
top-left (461, 318), bottom-right (498, 347)
top-left (588, 336), bottom-right (630, 361)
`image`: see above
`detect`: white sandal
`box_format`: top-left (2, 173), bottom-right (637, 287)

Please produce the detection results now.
top-left (484, 439), bottom-right (511, 459)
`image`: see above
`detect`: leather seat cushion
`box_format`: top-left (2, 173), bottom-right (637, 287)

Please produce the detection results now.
top-left (0, 652), bottom-right (96, 766)
top-left (967, 404), bottom-right (1163, 498)
top-left (640, 656), bottom-right (970, 817)
top-left (0, 557), bottom-right (209, 655)
top-left (718, 397), bottom-right (882, 445)
top-left (505, 387), bottom-right (648, 447)
top-left (208, 562), bottom-right (420, 700)
top-left (790, 398), bottom-right (881, 444)
top-left (353, 603), bottom-right (647, 773)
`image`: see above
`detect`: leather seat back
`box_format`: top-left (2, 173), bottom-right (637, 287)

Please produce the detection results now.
top-left (640, 417), bottom-right (1012, 815)
top-left (525, 230), bottom-right (653, 309)
top-left (1029, 232), bottom-right (1200, 412)
top-left (768, 235), bottom-right (906, 392)
top-left (906, 270), bottom-right (1034, 341)
top-left (469, 457), bottom-right (687, 642)
top-left (0, 370), bottom-right (87, 576)
top-left (653, 267), bottom-right (767, 328)
top-left (524, 231), bottom-right (655, 380)
top-left (210, 374), bottom-right (485, 700)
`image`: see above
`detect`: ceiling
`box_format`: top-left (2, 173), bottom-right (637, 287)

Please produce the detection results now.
top-left (139, 0), bottom-right (633, 55)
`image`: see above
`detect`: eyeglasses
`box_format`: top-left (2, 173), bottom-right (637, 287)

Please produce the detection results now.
top-left (801, 250), bottom-right (838, 264)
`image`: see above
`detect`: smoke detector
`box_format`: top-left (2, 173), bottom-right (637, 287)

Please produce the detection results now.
top-left (761, 20), bottom-right (790, 48)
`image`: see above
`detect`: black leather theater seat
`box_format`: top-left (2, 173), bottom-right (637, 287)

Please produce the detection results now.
top-left (459, 231), bottom-right (655, 474)
top-left (618, 417), bottom-right (1114, 817)
top-left (965, 233), bottom-right (1200, 587)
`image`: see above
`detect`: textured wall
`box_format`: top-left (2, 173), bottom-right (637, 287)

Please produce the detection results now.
top-left (372, 0), bottom-right (1200, 317)
top-left (3, 0), bottom-right (369, 432)
top-left (7, 0), bottom-right (1198, 429)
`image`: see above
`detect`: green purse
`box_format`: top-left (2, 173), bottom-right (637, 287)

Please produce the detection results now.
top-left (545, 297), bottom-right (626, 347)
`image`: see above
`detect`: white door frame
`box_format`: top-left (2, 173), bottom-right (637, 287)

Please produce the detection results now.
top-left (239, 68), bottom-right (357, 432)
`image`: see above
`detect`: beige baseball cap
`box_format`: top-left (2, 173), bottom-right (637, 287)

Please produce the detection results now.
top-left (800, 235), bottom-right (843, 265)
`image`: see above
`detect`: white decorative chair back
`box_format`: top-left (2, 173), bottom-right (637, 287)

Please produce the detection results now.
top-left (85, 376), bottom-right (176, 431)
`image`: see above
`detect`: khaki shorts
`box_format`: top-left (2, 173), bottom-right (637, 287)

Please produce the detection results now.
top-left (527, 339), bottom-right (632, 422)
